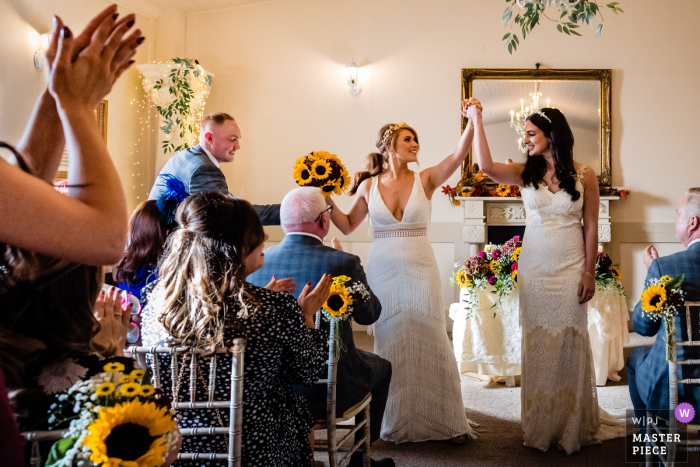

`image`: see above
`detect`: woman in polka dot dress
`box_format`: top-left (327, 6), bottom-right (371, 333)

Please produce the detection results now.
top-left (145, 192), bottom-right (333, 466)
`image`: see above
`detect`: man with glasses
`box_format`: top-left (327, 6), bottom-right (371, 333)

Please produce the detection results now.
top-left (247, 187), bottom-right (394, 467)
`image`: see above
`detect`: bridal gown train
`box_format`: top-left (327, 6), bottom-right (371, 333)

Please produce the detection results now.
top-left (519, 165), bottom-right (601, 454)
top-left (366, 172), bottom-right (476, 443)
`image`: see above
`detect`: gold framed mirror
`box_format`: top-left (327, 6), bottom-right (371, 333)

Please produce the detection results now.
top-left (461, 68), bottom-right (612, 186)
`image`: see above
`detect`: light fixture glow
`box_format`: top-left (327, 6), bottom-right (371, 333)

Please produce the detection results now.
top-left (344, 59), bottom-right (361, 95)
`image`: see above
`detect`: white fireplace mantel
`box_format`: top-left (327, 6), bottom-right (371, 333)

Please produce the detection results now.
top-left (456, 196), bottom-right (620, 256)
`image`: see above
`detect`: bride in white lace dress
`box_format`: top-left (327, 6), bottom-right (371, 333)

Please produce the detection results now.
top-left (327, 100), bottom-right (481, 444)
top-left (469, 104), bottom-right (604, 453)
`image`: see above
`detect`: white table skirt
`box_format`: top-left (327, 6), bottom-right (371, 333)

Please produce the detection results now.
top-left (449, 284), bottom-right (630, 386)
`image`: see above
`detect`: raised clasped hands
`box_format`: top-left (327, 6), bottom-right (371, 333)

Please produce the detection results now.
top-left (577, 273), bottom-right (596, 304)
top-left (92, 286), bottom-right (133, 356)
top-left (461, 97), bottom-right (483, 118)
top-left (47, 5), bottom-right (144, 110)
top-left (297, 274), bottom-right (333, 326)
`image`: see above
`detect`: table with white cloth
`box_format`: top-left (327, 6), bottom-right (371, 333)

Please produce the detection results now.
top-left (449, 284), bottom-right (630, 387)
top-left (587, 285), bottom-right (630, 386)
top-left (449, 286), bottom-right (521, 386)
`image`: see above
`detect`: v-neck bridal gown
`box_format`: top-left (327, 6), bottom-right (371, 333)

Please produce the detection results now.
top-left (366, 172), bottom-right (476, 443)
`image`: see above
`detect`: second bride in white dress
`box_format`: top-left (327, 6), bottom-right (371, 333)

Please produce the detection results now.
top-left (327, 100), bottom-right (481, 444)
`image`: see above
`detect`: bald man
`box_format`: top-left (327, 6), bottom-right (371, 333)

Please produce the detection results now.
top-left (148, 112), bottom-right (280, 225)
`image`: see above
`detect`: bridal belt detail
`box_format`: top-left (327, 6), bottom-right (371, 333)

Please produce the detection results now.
top-left (373, 223), bottom-right (428, 239)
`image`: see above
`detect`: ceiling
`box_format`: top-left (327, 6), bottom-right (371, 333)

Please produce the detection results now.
top-left (473, 80), bottom-right (600, 131)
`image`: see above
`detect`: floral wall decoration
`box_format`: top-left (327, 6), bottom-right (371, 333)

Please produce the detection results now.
top-left (502, 0), bottom-right (624, 54)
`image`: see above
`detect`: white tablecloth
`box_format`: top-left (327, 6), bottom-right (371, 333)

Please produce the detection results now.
top-left (449, 284), bottom-right (630, 386)
top-left (449, 286), bottom-right (521, 377)
top-left (587, 287), bottom-right (630, 386)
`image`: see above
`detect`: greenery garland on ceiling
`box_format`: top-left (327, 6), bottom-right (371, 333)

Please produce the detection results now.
top-left (502, 0), bottom-right (624, 54)
top-left (153, 58), bottom-right (213, 154)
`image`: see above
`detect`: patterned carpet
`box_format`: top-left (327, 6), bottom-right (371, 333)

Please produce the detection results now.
top-left (313, 331), bottom-right (698, 466)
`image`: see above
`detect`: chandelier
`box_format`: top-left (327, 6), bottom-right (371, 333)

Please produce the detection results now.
top-left (509, 81), bottom-right (551, 154)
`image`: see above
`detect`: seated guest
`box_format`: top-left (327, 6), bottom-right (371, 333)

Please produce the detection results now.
top-left (628, 188), bottom-right (700, 430)
top-left (145, 192), bottom-right (332, 466)
top-left (247, 187), bottom-right (394, 467)
top-left (148, 112), bottom-right (281, 226)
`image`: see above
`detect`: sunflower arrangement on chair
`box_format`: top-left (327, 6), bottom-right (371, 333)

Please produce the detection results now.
top-left (45, 364), bottom-right (178, 467)
top-left (292, 151), bottom-right (351, 197)
top-left (594, 252), bottom-right (626, 296)
top-left (322, 275), bottom-right (371, 358)
top-left (640, 274), bottom-right (686, 360)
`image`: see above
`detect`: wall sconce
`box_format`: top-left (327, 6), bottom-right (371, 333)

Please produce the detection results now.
top-left (34, 33), bottom-right (53, 70)
top-left (344, 59), bottom-right (361, 95)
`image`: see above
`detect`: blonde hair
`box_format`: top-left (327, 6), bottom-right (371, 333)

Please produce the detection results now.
top-left (349, 123), bottom-right (419, 195)
top-left (685, 187), bottom-right (700, 218)
top-left (151, 192), bottom-right (264, 354)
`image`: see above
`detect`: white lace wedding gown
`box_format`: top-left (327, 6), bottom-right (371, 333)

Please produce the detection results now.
top-left (519, 165), bottom-right (601, 453)
top-left (366, 172), bottom-right (476, 443)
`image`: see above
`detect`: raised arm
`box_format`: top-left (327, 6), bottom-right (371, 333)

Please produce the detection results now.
top-left (468, 105), bottom-right (524, 187)
top-left (420, 100), bottom-right (477, 195)
top-left (327, 178), bottom-right (371, 235)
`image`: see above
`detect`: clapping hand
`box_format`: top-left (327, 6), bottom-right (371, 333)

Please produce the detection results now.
top-left (92, 286), bottom-right (132, 356)
top-left (264, 275), bottom-right (297, 294)
top-left (48, 6), bottom-right (144, 110)
top-left (643, 245), bottom-right (659, 270)
top-left (331, 237), bottom-right (343, 251)
top-left (297, 274), bottom-right (333, 327)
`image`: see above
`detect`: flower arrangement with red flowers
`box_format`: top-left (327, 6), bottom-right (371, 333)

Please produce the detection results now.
top-left (441, 171), bottom-right (521, 206)
top-left (595, 252), bottom-right (625, 295)
top-left (450, 235), bottom-right (522, 319)
top-left (599, 186), bottom-right (630, 199)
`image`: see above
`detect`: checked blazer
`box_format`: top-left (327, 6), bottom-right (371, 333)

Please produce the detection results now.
top-left (247, 234), bottom-right (384, 415)
top-left (148, 144), bottom-right (280, 226)
top-left (631, 241), bottom-right (700, 413)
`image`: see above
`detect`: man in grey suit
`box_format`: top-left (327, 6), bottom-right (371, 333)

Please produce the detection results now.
top-left (628, 187), bottom-right (700, 435)
top-left (247, 187), bottom-right (394, 467)
top-left (148, 112), bottom-right (280, 225)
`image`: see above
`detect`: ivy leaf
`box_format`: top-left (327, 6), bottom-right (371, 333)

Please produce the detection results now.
top-left (45, 437), bottom-right (79, 467)
top-left (502, 32), bottom-right (511, 40)
top-left (596, 23), bottom-right (603, 37)
top-left (557, 23), bottom-right (563, 33)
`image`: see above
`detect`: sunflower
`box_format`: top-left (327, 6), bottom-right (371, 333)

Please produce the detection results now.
top-left (139, 385), bottom-right (156, 397)
top-left (609, 265), bottom-right (623, 281)
top-left (489, 260), bottom-right (501, 274)
top-left (319, 179), bottom-right (339, 198)
top-left (318, 151), bottom-right (340, 162)
top-left (334, 170), bottom-right (351, 196)
top-left (660, 275), bottom-right (673, 283)
top-left (104, 362), bottom-right (125, 373)
top-left (118, 376), bottom-right (131, 384)
top-left (332, 275), bottom-right (352, 287)
top-left (82, 399), bottom-right (176, 467)
top-left (641, 284), bottom-right (667, 313)
top-left (323, 285), bottom-right (354, 318)
top-left (455, 270), bottom-right (471, 288)
top-left (118, 383), bottom-right (142, 398)
top-left (130, 370), bottom-right (146, 381)
top-left (462, 190), bottom-right (473, 197)
top-left (512, 247), bottom-right (521, 262)
top-left (311, 159), bottom-right (331, 180)
top-left (474, 172), bottom-right (485, 182)
top-left (495, 185), bottom-right (511, 197)
top-left (293, 163), bottom-right (313, 186)
top-left (96, 382), bottom-right (115, 397)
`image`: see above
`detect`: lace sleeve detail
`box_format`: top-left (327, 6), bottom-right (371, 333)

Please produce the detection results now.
top-left (575, 165), bottom-right (587, 182)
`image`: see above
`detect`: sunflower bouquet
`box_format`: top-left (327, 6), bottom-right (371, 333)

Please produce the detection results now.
top-left (594, 252), bottom-right (625, 296)
top-left (293, 151), bottom-right (351, 198)
top-left (640, 274), bottom-right (686, 360)
top-left (322, 275), bottom-right (371, 358)
top-left (45, 362), bottom-right (178, 467)
top-left (451, 235), bottom-right (522, 319)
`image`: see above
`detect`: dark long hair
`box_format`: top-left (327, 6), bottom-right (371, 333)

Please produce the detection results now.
top-left (521, 108), bottom-right (580, 202)
top-left (114, 200), bottom-right (166, 285)
top-left (152, 192), bottom-right (265, 353)
top-left (349, 123), bottom-right (419, 195)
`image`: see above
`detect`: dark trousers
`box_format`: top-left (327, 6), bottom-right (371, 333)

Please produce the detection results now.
top-left (627, 345), bottom-right (651, 433)
top-left (302, 357), bottom-right (392, 444)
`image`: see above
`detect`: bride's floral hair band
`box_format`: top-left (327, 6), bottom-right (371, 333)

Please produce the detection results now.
top-left (381, 121), bottom-right (410, 147)
top-left (529, 110), bottom-right (551, 124)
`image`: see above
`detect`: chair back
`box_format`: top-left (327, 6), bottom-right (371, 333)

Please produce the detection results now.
top-left (128, 337), bottom-right (246, 467)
